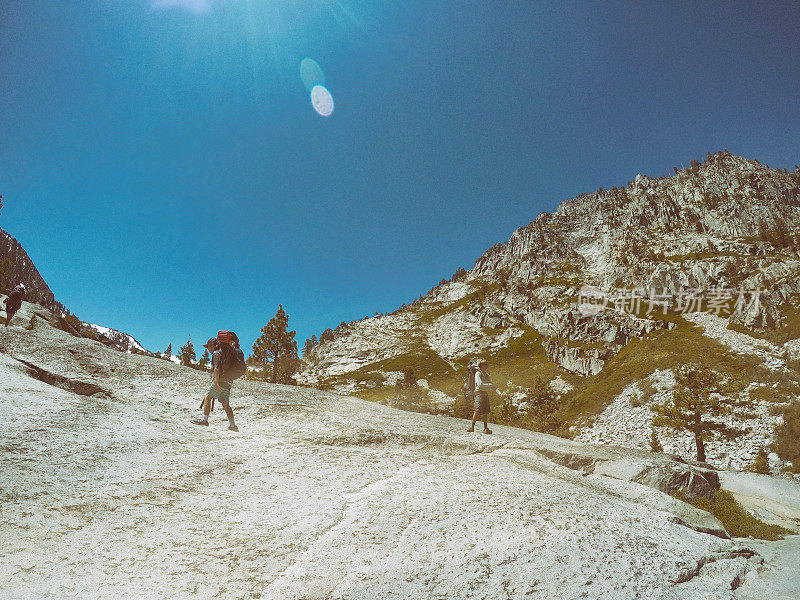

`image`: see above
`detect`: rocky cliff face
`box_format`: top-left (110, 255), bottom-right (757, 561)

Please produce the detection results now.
top-left (0, 227), bottom-right (154, 355)
top-left (299, 152), bottom-right (800, 471)
top-left (0, 227), bottom-right (61, 310)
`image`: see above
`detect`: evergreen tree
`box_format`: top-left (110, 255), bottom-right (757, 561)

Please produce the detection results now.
top-left (302, 335), bottom-right (318, 357)
top-left (198, 348), bottom-right (210, 371)
top-left (649, 428), bottom-right (663, 453)
top-left (165, 343), bottom-right (172, 356)
top-left (251, 305), bottom-right (298, 383)
top-left (749, 449), bottom-right (770, 474)
top-left (276, 354), bottom-right (302, 384)
top-left (521, 377), bottom-right (559, 433)
top-left (319, 328), bottom-right (334, 343)
top-left (179, 338), bottom-right (196, 367)
top-left (652, 363), bottom-right (742, 462)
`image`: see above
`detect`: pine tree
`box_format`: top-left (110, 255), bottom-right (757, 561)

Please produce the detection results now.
top-left (649, 428), bottom-right (663, 453)
top-left (522, 377), bottom-right (559, 433)
top-left (302, 335), bottom-right (318, 357)
top-left (251, 305), bottom-right (298, 383)
top-left (198, 349), bottom-right (210, 371)
top-left (749, 449), bottom-right (770, 474)
top-left (165, 343), bottom-right (172, 356)
top-left (179, 338), bottom-right (196, 367)
top-left (652, 363), bottom-right (742, 462)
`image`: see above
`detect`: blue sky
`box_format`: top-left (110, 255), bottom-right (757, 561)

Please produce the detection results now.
top-left (1, 1), bottom-right (799, 355)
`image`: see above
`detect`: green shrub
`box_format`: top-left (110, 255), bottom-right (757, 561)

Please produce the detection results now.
top-left (749, 449), bottom-right (770, 474)
top-left (452, 391), bottom-right (473, 419)
top-left (688, 489), bottom-right (792, 540)
top-left (63, 313), bottom-right (83, 332)
top-left (390, 370), bottom-right (434, 414)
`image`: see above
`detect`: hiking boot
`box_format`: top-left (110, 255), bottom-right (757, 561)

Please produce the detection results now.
top-left (190, 417), bottom-right (209, 426)
top-left (467, 426), bottom-right (475, 433)
top-left (228, 425), bottom-right (239, 432)
top-left (483, 427), bottom-right (492, 434)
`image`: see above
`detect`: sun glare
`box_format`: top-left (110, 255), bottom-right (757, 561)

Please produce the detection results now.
top-left (310, 84), bottom-right (334, 117)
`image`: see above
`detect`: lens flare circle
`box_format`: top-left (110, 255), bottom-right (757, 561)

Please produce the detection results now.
top-left (310, 85), bottom-right (334, 117)
top-left (300, 58), bottom-right (325, 92)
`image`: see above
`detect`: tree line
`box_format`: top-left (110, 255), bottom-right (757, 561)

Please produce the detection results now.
top-left (170, 304), bottom-right (300, 384)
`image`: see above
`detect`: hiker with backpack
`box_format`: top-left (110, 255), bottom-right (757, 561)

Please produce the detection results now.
top-left (191, 331), bottom-right (246, 431)
top-left (465, 359), bottom-right (504, 434)
top-left (3, 284), bottom-right (25, 328)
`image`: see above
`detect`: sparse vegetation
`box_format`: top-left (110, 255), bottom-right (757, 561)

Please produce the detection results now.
top-left (652, 363), bottom-right (744, 462)
top-left (63, 312), bottom-right (83, 333)
top-left (773, 402), bottom-right (800, 473)
top-left (0, 258), bottom-right (12, 291)
top-left (758, 217), bottom-right (795, 250)
top-left (675, 489), bottom-right (792, 540)
top-left (553, 315), bottom-right (760, 437)
top-left (727, 301), bottom-right (800, 345)
top-left (649, 428), bottom-right (663, 453)
top-left (749, 449), bottom-right (770, 474)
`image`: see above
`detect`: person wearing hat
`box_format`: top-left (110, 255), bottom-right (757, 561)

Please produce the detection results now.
top-left (191, 335), bottom-right (238, 431)
top-left (3, 284), bottom-right (25, 328)
top-left (467, 359), bottom-right (503, 434)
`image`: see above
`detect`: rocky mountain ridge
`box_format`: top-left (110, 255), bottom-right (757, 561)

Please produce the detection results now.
top-left (0, 227), bottom-right (61, 310)
top-left (299, 152), bottom-right (800, 471)
top-left (0, 226), bottom-right (155, 357)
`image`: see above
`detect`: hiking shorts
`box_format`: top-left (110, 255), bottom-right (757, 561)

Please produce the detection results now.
top-left (474, 391), bottom-right (490, 415)
top-left (207, 383), bottom-right (231, 405)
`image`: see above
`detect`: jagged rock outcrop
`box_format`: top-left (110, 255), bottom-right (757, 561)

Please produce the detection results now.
top-left (0, 227), bottom-right (61, 310)
top-left (1, 227), bottom-right (153, 355)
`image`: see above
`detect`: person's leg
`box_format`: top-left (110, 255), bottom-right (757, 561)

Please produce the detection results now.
top-left (220, 398), bottom-right (237, 431)
top-left (217, 387), bottom-right (236, 430)
top-left (192, 387), bottom-right (216, 425)
top-left (480, 395), bottom-right (492, 433)
top-left (468, 411), bottom-right (479, 431)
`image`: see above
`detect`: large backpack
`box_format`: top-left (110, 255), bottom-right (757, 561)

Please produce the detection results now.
top-left (463, 365), bottom-right (479, 400)
top-left (218, 331), bottom-right (247, 380)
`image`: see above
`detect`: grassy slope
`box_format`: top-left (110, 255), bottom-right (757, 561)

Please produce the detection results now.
top-left (728, 300), bottom-right (800, 345)
top-left (551, 314), bottom-right (766, 435)
top-left (320, 296), bottom-right (800, 439)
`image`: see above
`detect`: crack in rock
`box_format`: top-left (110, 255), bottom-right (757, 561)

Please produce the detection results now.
top-left (672, 548), bottom-right (759, 585)
top-left (12, 358), bottom-right (111, 398)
